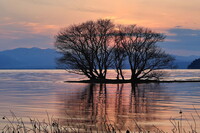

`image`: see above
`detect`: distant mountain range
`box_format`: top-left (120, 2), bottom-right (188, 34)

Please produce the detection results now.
top-left (172, 55), bottom-right (200, 69)
top-left (0, 47), bottom-right (199, 69)
top-left (0, 47), bottom-right (60, 69)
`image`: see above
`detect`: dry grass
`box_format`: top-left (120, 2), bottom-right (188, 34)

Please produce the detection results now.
top-left (169, 107), bottom-right (200, 133)
top-left (1, 111), bottom-right (126, 133)
top-left (1, 108), bottom-right (200, 133)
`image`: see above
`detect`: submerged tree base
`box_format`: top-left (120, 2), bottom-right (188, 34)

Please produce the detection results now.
top-left (65, 79), bottom-right (200, 84)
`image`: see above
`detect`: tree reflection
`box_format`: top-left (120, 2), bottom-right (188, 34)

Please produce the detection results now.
top-left (60, 83), bottom-right (171, 131)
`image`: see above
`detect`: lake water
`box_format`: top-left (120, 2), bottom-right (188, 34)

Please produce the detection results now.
top-left (0, 69), bottom-right (200, 132)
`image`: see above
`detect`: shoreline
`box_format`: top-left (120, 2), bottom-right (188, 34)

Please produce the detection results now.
top-left (65, 79), bottom-right (200, 84)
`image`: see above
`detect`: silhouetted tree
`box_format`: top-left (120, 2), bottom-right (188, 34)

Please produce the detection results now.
top-left (116, 25), bottom-right (174, 81)
top-left (55, 19), bottom-right (115, 80)
top-left (113, 38), bottom-right (126, 80)
top-left (55, 19), bottom-right (174, 81)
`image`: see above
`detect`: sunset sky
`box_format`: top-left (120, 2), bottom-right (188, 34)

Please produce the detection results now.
top-left (0, 0), bottom-right (200, 56)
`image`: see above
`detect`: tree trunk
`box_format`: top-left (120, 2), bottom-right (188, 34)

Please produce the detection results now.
top-left (131, 73), bottom-right (138, 82)
top-left (119, 68), bottom-right (124, 80)
top-left (116, 68), bottom-right (120, 80)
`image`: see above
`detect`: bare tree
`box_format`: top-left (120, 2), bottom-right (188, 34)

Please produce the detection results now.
top-left (116, 25), bottom-right (174, 81)
top-left (55, 19), bottom-right (174, 82)
top-left (55, 19), bottom-right (115, 80)
top-left (113, 36), bottom-right (126, 80)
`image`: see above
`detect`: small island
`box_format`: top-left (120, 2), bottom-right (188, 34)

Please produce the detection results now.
top-left (66, 78), bottom-right (200, 84)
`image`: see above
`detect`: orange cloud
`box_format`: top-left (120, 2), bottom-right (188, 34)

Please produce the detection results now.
top-left (22, 22), bottom-right (59, 34)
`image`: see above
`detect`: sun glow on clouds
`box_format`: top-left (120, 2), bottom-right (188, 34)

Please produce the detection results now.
top-left (0, 18), bottom-right (56, 50)
top-left (0, 20), bottom-right (58, 39)
top-left (2, 0), bottom-right (199, 29)
top-left (0, 0), bottom-right (200, 54)
top-left (23, 22), bottom-right (59, 34)
top-left (111, 0), bottom-right (200, 30)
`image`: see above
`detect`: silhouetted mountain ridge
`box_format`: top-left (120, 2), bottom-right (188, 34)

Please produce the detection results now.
top-left (0, 47), bottom-right (59, 69)
top-left (172, 55), bottom-right (200, 69)
top-left (0, 47), bottom-right (198, 69)
top-left (188, 58), bottom-right (200, 69)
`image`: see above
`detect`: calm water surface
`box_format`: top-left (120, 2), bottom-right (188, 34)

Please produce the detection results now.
top-left (0, 69), bottom-right (200, 132)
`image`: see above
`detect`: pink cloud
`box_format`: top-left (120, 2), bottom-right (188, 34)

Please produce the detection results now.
top-left (0, 20), bottom-right (60, 40)
top-left (22, 22), bottom-right (59, 34)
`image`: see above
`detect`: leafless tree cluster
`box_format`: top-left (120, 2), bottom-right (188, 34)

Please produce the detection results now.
top-left (55, 19), bottom-right (174, 81)
top-left (55, 19), bottom-right (114, 80)
top-left (114, 25), bottom-right (174, 81)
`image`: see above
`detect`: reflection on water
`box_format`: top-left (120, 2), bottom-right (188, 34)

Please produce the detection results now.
top-left (58, 83), bottom-right (174, 131)
top-left (0, 70), bottom-right (200, 132)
